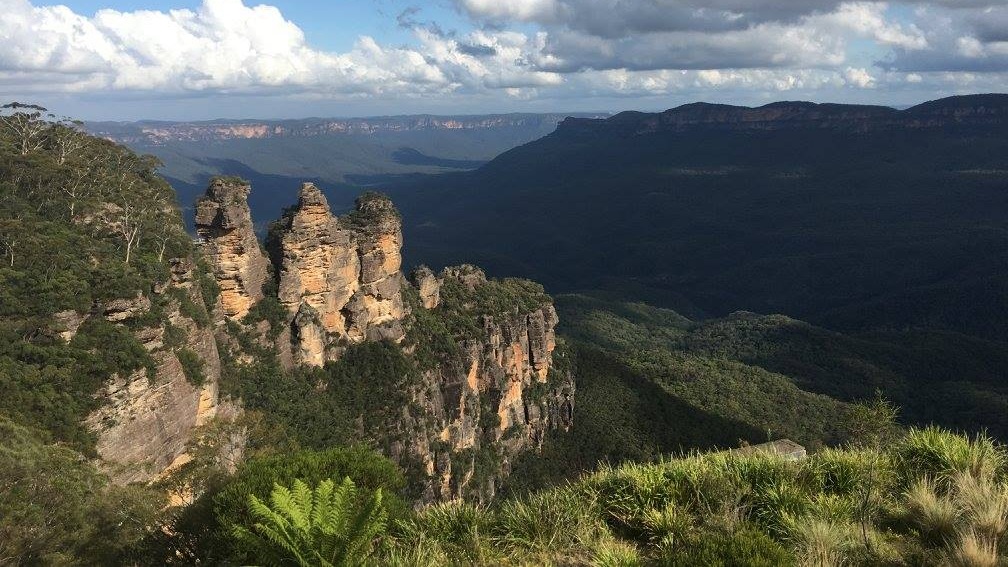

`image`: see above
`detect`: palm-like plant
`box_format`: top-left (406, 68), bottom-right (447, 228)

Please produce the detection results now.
top-left (232, 477), bottom-right (387, 567)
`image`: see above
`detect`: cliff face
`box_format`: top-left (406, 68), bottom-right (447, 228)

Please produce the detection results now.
top-left (88, 113), bottom-right (607, 145)
top-left (397, 266), bottom-right (575, 501)
top-left (271, 184), bottom-right (405, 366)
top-left (86, 259), bottom-right (234, 483)
top-left (194, 179), bottom-right (269, 320)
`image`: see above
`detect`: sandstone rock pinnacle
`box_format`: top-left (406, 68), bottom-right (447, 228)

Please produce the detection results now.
top-left (273, 184), bottom-right (406, 365)
top-left (194, 178), bottom-right (270, 319)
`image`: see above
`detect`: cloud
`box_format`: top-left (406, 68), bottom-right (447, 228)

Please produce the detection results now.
top-left (881, 5), bottom-right (1008, 72)
top-left (0, 0), bottom-right (454, 94)
top-left (455, 0), bottom-right (846, 35)
top-left (515, 2), bottom-right (925, 73)
top-left (844, 66), bottom-right (877, 87)
top-left (0, 0), bottom-right (1006, 113)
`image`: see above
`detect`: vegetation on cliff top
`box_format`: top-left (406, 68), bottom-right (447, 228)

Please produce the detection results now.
top-left (0, 103), bottom-right (191, 451)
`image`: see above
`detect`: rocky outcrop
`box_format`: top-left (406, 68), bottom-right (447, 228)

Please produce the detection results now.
top-left (395, 266), bottom-right (575, 502)
top-left (194, 178), bottom-right (269, 320)
top-left (193, 182), bottom-right (574, 502)
top-left (86, 259), bottom-right (233, 483)
top-left (410, 266), bottom-right (440, 309)
top-left (272, 184), bottom-right (405, 365)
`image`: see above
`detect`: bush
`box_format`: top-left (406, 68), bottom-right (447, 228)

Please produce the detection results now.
top-left (657, 526), bottom-right (795, 566)
top-left (215, 447), bottom-right (406, 526)
top-left (176, 347), bottom-right (206, 387)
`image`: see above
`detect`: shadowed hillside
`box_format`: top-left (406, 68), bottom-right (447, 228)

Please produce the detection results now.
top-left (383, 94), bottom-right (1008, 341)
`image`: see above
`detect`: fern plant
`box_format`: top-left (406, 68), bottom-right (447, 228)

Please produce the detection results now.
top-left (232, 477), bottom-right (387, 567)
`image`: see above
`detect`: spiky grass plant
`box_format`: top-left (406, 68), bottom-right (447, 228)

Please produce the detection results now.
top-left (586, 462), bottom-right (683, 540)
top-left (748, 477), bottom-right (812, 538)
top-left (942, 529), bottom-right (999, 567)
top-left (379, 533), bottom-right (450, 567)
top-left (786, 519), bottom-right (855, 567)
top-left (725, 452), bottom-right (800, 492)
top-left (803, 448), bottom-right (885, 497)
top-left (952, 471), bottom-right (1008, 543)
top-left (641, 503), bottom-right (693, 548)
top-left (393, 499), bottom-right (496, 564)
top-left (590, 537), bottom-right (642, 567)
top-left (492, 484), bottom-right (605, 560)
top-left (896, 427), bottom-right (1005, 484)
top-left (903, 477), bottom-right (959, 546)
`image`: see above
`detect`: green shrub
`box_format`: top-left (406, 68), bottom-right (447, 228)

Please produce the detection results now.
top-left (72, 317), bottom-right (157, 381)
top-left (176, 348), bottom-right (206, 387)
top-left (167, 287), bottom-right (210, 328)
top-left (658, 526), bottom-right (795, 566)
top-left (243, 295), bottom-right (288, 340)
top-left (214, 447), bottom-right (406, 530)
top-left (231, 477), bottom-right (388, 567)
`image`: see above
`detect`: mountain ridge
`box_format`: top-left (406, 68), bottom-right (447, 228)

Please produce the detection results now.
top-left (380, 93), bottom-right (1008, 343)
top-left (555, 93), bottom-right (1008, 135)
top-left (89, 112), bottom-right (610, 146)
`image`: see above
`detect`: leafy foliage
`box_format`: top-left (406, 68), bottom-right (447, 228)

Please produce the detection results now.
top-left (215, 448), bottom-right (405, 545)
top-left (176, 347), bottom-right (206, 386)
top-left (232, 477), bottom-right (388, 567)
top-left (0, 416), bottom-right (167, 565)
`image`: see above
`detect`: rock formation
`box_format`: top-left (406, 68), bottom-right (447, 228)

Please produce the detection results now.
top-left (410, 266), bottom-right (440, 309)
top-left (271, 183), bottom-right (405, 365)
top-left (394, 266), bottom-right (575, 501)
top-left (194, 178), bottom-right (269, 320)
top-left (192, 180), bottom-right (574, 501)
top-left (86, 259), bottom-right (235, 483)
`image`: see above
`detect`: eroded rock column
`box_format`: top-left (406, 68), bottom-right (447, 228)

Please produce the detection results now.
top-left (194, 178), bottom-right (269, 320)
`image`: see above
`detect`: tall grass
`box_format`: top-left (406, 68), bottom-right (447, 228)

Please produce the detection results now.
top-left (895, 427), bottom-right (1004, 484)
top-left (787, 519), bottom-right (855, 567)
top-left (492, 485), bottom-right (604, 558)
top-left (391, 500), bottom-right (497, 564)
top-left (942, 530), bottom-right (999, 567)
top-left (903, 477), bottom-right (960, 545)
top-left (373, 427), bottom-right (1008, 566)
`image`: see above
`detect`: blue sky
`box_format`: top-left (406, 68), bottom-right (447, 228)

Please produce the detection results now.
top-left (3, 0), bottom-right (1007, 120)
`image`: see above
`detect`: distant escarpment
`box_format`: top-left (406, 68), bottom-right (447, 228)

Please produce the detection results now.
top-left (88, 113), bottom-right (605, 145)
top-left (196, 179), bottom-right (574, 501)
top-left (554, 93), bottom-right (1008, 136)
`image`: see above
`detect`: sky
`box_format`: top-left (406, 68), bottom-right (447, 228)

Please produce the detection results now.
top-left (2, 0), bottom-right (1008, 120)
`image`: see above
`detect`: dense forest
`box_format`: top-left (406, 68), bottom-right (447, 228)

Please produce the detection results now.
top-left (509, 295), bottom-right (1008, 493)
top-left (0, 102), bottom-right (192, 452)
